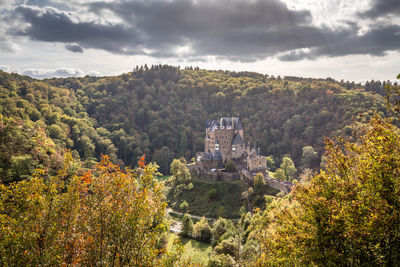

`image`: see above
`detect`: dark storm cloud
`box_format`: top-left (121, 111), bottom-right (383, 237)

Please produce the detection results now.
top-left (360, 0), bottom-right (400, 18)
top-left (88, 0), bottom-right (318, 58)
top-left (12, 5), bottom-right (144, 54)
top-left (6, 0), bottom-right (400, 61)
top-left (65, 43), bottom-right (83, 53)
top-left (279, 24), bottom-right (400, 61)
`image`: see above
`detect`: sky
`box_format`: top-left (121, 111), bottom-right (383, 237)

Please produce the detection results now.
top-left (0, 0), bottom-right (399, 82)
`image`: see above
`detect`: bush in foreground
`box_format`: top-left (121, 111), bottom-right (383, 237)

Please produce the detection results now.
top-left (0, 153), bottom-right (181, 266)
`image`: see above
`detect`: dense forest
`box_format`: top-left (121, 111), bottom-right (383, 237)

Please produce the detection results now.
top-left (46, 65), bottom-right (390, 173)
top-left (0, 71), bottom-right (118, 183)
top-left (0, 65), bottom-right (393, 181)
top-left (1, 66), bottom-right (400, 266)
top-left (0, 66), bottom-right (391, 182)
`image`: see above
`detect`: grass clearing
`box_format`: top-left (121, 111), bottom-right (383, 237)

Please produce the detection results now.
top-left (167, 233), bottom-right (212, 266)
top-left (167, 178), bottom-right (247, 219)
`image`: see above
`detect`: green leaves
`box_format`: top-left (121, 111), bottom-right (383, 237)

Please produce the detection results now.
top-left (254, 116), bottom-right (400, 266)
top-left (0, 152), bottom-right (175, 266)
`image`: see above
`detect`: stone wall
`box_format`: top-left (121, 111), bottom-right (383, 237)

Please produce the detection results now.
top-left (264, 177), bottom-right (293, 194)
top-left (231, 143), bottom-right (246, 159)
top-left (239, 169), bottom-right (293, 194)
top-left (247, 155), bottom-right (267, 171)
top-left (202, 160), bottom-right (222, 170)
top-left (216, 129), bottom-right (234, 160)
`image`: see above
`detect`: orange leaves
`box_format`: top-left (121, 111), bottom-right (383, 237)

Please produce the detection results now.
top-left (138, 154), bottom-right (146, 168)
top-left (79, 170), bottom-right (92, 193)
top-left (0, 152), bottom-right (171, 266)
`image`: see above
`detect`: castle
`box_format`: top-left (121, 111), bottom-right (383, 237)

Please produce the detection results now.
top-left (195, 117), bottom-right (267, 172)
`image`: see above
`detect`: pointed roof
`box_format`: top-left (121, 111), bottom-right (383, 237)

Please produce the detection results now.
top-left (232, 117), bottom-right (243, 130)
top-left (210, 120), bottom-right (220, 131)
top-left (232, 133), bottom-right (245, 145)
top-left (221, 117), bottom-right (232, 127)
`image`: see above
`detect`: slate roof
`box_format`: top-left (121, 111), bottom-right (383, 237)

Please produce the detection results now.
top-left (210, 120), bottom-right (220, 131)
top-left (206, 117), bottom-right (242, 131)
top-left (232, 133), bottom-right (245, 145)
top-left (202, 152), bottom-right (213, 161)
top-left (220, 117), bottom-right (232, 127)
top-left (232, 117), bottom-right (243, 130)
top-left (212, 150), bottom-right (222, 160)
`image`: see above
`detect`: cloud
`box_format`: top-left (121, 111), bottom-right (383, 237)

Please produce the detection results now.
top-left (65, 43), bottom-right (84, 53)
top-left (360, 0), bottom-right (400, 18)
top-left (0, 33), bottom-right (18, 52)
top-left (5, 0), bottom-right (400, 62)
top-left (19, 67), bottom-right (101, 79)
top-left (12, 5), bottom-right (142, 54)
top-left (280, 24), bottom-right (400, 61)
top-left (278, 49), bottom-right (314, 61)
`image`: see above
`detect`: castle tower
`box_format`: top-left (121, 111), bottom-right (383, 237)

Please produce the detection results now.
top-left (203, 117), bottom-right (244, 161)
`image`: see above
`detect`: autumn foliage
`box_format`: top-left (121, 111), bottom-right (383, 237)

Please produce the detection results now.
top-left (0, 153), bottom-right (179, 266)
top-left (252, 116), bottom-right (400, 266)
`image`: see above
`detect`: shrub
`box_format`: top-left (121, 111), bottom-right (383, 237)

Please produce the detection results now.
top-left (181, 213), bottom-right (193, 237)
top-left (211, 218), bottom-right (228, 246)
top-left (253, 173), bottom-right (266, 192)
top-left (0, 153), bottom-right (173, 266)
top-left (214, 237), bottom-right (238, 257)
top-left (179, 200), bottom-right (189, 213)
top-left (208, 253), bottom-right (236, 267)
top-left (192, 217), bottom-right (212, 243)
top-left (224, 160), bottom-right (237, 172)
top-left (207, 188), bottom-right (217, 200)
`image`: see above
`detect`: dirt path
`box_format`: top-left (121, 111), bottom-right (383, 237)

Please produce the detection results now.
top-left (167, 208), bottom-right (239, 222)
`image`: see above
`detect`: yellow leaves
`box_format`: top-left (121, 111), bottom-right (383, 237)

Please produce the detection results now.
top-left (252, 115), bottom-right (400, 266)
top-left (0, 153), bottom-right (170, 266)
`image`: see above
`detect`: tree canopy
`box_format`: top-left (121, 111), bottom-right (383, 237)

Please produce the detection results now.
top-left (252, 116), bottom-right (400, 266)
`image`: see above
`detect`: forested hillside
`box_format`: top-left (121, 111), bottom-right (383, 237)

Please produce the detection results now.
top-left (2, 66), bottom-right (400, 266)
top-left (47, 65), bottom-right (388, 174)
top-left (0, 71), bottom-right (118, 183)
top-left (0, 66), bottom-right (389, 182)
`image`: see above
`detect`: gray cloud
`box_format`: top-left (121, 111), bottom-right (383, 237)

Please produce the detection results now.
top-left (5, 0), bottom-right (400, 62)
top-left (360, 0), bottom-right (400, 18)
top-left (88, 0), bottom-right (318, 58)
top-left (0, 34), bottom-right (18, 52)
top-left (65, 43), bottom-right (84, 53)
top-left (279, 24), bottom-right (400, 61)
top-left (12, 5), bottom-right (143, 54)
top-left (279, 50), bottom-right (315, 61)
top-left (20, 67), bottom-right (101, 79)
